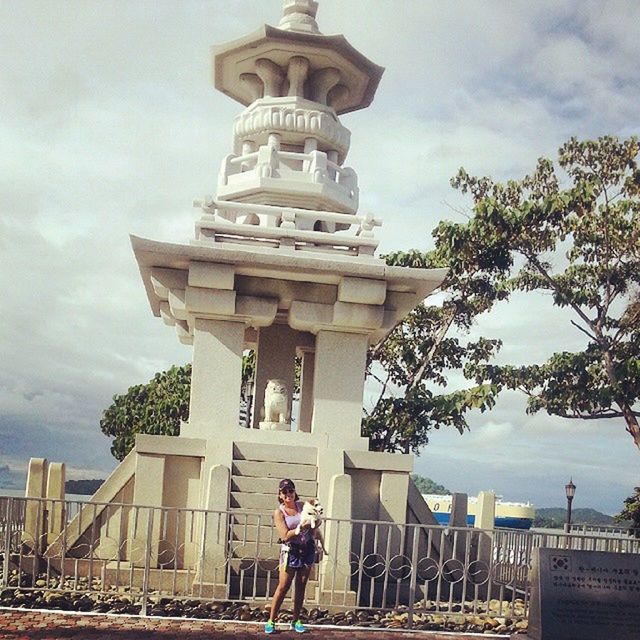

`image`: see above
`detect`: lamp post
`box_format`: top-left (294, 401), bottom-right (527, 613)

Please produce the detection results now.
top-left (565, 478), bottom-right (576, 533)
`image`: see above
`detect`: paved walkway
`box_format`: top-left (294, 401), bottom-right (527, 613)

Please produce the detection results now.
top-left (0, 609), bottom-right (502, 639)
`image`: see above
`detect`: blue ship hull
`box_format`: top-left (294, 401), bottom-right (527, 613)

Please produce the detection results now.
top-left (432, 512), bottom-right (533, 530)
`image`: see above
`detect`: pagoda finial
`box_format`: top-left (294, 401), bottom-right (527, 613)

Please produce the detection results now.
top-left (279, 0), bottom-right (320, 34)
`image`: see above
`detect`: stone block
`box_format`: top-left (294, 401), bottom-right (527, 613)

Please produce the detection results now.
top-left (344, 449), bottom-right (413, 472)
top-left (235, 295), bottom-right (278, 325)
top-left (519, 548), bottom-right (640, 640)
top-left (185, 286), bottom-right (236, 316)
top-left (338, 276), bottom-right (386, 305)
top-left (135, 434), bottom-right (206, 458)
top-left (150, 267), bottom-right (188, 298)
top-left (289, 300), bottom-right (333, 331)
top-left (332, 300), bottom-right (384, 329)
top-left (188, 261), bottom-right (235, 290)
top-left (168, 288), bottom-right (187, 320)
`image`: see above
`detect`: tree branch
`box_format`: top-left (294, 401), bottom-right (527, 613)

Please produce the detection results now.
top-left (570, 319), bottom-right (597, 342)
top-left (407, 305), bottom-right (457, 392)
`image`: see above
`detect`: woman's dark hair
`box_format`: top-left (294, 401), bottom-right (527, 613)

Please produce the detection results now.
top-left (278, 490), bottom-right (300, 504)
top-left (277, 478), bottom-right (298, 504)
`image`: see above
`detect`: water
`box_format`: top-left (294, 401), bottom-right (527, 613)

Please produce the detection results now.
top-left (0, 487), bottom-right (90, 502)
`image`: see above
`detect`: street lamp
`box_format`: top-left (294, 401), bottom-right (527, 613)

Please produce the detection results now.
top-left (565, 478), bottom-right (576, 532)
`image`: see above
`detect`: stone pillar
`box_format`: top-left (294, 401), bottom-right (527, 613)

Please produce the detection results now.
top-left (379, 472), bottom-right (409, 523)
top-left (129, 454), bottom-right (165, 567)
top-left (449, 493), bottom-right (469, 561)
top-left (475, 491), bottom-right (495, 530)
top-left (474, 491), bottom-right (495, 567)
top-left (311, 330), bottom-right (368, 440)
top-left (379, 472), bottom-right (409, 561)
top-left (45, 462), bottom-right (66, 545)
top-left (183, 317), bottom-right (245, 439)
top-left (23, 457), bottom-right (47, 552)
top-left (298, 348), bottom-right (315, 433)
top-left (316, 448), bottom-right (343, 514)
top-left (195, 464), bottom-right (230, 594)
top-left (252, 324), bottom-right (297, 429)
top-left (320, 473), bottom-right (355, 605)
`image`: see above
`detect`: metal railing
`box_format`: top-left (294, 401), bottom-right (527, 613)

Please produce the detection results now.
top-left (1, 496), bottom-right (638, 627)
top-left (568, 522), bottom-right (640, 539)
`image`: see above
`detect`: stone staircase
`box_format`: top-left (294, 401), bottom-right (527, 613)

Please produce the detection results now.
top-left (228, 441), bottom-right (319, 600)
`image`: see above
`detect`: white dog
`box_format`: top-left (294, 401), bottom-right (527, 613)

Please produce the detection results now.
top-left (263, 379), bottom-right (289, 424)
top-left (294, 499), bottom-right (328, 555)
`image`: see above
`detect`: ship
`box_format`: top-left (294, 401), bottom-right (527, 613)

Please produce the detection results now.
top-left (422, 494), bottom-right (535, 530)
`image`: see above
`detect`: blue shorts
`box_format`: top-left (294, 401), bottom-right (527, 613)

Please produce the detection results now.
top-left (280, 541), bottom-right (316, 569)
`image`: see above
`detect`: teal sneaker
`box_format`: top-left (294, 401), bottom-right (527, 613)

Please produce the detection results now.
top-left (292, 619), bottom-right (306, 634)
top-left (265, 619), bottom-right (275, 634)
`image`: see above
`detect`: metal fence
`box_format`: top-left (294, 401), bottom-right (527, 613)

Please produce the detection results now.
top-left (1, 496), bottom-right (638, 628)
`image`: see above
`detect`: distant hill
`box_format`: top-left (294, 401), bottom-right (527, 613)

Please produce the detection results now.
top-left (534, 507), bottom-right (614, 529)
top-left (65, 479), bottom-right (104, 495)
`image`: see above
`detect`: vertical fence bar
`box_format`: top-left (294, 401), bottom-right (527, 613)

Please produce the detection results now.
top-left (2, 498), bottom-right (12, 588)
top-left (406, 525), bottom-right (419, 629)
top-left (140, 507), bottom-right (155, 616)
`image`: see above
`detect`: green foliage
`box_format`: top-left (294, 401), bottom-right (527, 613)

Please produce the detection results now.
top-left (451, 136), bottom-right (640, 449)
top-left (614, 487), bottom-right (640, 533)
top-left (363, 228), bottom-right (507, 453)
top-left (410, 474), bottom-right (450, 495)
top-left (66, 479), bottom-right (104, 495)
top-left (101, 354), bottom-right (256, 460)
top-left (100, 364), bottom-right (192, 460)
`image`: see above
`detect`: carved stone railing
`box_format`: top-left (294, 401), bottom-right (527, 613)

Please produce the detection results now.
top-left (233, 98), bottom-right (351, 160)
top-left (217, 146), bottom-right (358, 214)
top-left (193, 198), bottom-right (380, 257)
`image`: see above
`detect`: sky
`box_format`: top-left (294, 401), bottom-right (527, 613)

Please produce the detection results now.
top-left (1, 0), bottom-right (638, 514)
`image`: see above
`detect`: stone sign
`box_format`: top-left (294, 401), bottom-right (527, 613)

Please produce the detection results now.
top-left (515, 547), bottom-right (640, 640)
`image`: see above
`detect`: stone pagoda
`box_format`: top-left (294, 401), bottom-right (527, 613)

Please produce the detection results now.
top-left (33, 0), bottom-right (447, 598)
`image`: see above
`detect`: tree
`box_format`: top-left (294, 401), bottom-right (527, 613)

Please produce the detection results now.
top-left (450, 136), bottom-right (640, 450)
top-left (100, 364), bottom-right (191, 460)
top-left (410, 474), bottom-right (451, 495)
top-left (100, 354), bottom-right (256, 460)
top-left (362, 240), bottom-right (508, 454)
top-left (614, 487), bottom-right (640, 535)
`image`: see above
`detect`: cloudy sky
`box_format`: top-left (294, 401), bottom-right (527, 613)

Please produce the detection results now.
top-left (1, 0), bottom-right (638, 514)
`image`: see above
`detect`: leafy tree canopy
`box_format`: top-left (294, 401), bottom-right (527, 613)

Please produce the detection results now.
top-left (451, 136), bottom-right (640, 449)
top-left (362, 221), bottom-right (510, 453)
top-left (410, 474), bottom-right (451, 495)
top-left (614, 486), bottom-right (640, 534)
top-left (101, 355), bottom-right (256, 461)
top-left (100, 364), bottom-right (192, 461)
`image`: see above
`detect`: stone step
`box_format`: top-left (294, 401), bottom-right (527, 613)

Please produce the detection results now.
top-left (231, 523), bottom-right (277, 543)
top-left (232, 460), bottom-right (316, 481)
top-left (231, 518), bottom-right (278, 542)
top-left (229, 540), bottom-right (282, 560)
top-left (231, 475), bottom-right (317, 496)
top-left (233, 442), bottom-right (317, 465)
top-left (230, 491), bottom-right (275, 511)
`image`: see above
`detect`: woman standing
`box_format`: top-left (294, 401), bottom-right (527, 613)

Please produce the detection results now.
top-left (265, 478), bottom-right (315, 634)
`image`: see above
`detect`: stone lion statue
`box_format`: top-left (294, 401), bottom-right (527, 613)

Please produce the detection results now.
top-left (264, 379), bottom-right (289, 424)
